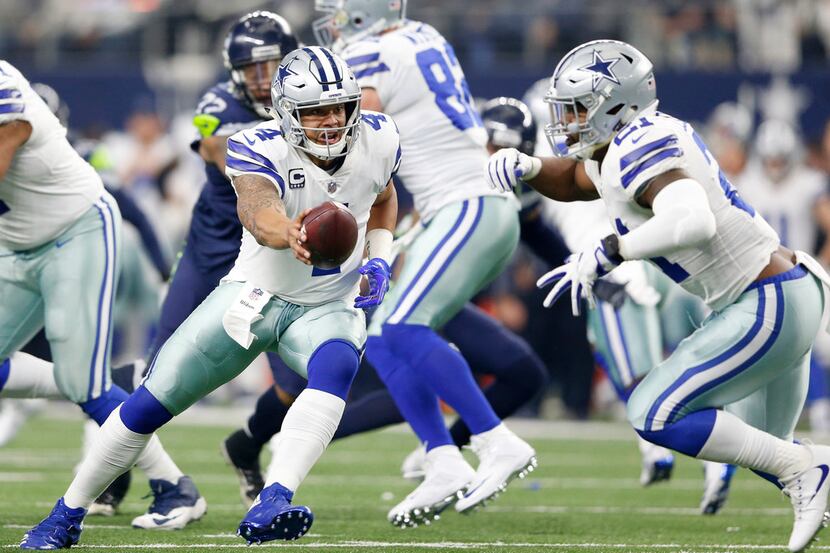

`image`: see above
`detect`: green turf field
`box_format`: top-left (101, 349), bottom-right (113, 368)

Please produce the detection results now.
top-left (0, 412), bottom-right (819, 552)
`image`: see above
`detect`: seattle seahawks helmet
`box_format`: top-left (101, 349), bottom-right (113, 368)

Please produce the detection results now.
top-left (313, 0), bottom-right (407, 51)
top-left (545, 40), bottom-right (657, 160)
top-left (480, 97), bottom-right (537, 156)
top-left (223, 11), bottom-right (298, 118)
top-left (755, 119), bottom-right (802, 181)
top-left (271, 46), bottom-right (362, 160)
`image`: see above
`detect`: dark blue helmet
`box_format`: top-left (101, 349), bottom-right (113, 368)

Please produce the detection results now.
top-left (223, 11), bottom-right (299, 117)
top-left (480, 97), bottom-right (537, 156)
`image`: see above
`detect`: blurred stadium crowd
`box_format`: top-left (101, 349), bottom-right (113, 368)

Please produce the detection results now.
top-left (4, 0), bottom-right (830, 424)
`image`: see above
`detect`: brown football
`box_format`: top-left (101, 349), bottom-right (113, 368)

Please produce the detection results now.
top-left (301, 201), bottom-right (358, 269)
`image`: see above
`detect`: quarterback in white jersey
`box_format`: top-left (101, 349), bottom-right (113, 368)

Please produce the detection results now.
top-left (23, 47), bottom-right (399, 548)
top-left (314, 0), bottom-right (537, 526)
top-left (488, 40), bottom-right (830, 552)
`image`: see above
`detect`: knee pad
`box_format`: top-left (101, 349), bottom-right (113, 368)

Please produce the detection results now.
top-left (119, 385), bottom-right (173, 434)
top-left (79, 385), bottom-right (129, 425)
top-left (306, 340), bottom-right (360, 401)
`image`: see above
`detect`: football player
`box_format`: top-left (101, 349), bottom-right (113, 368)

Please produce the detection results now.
top-left (22, 46), bottom-right (399, 548)
top-left (315, 0), bottom-right (537, 526)
top-left (0, 61), bottom-right (204, 545)
top-left (487, 39), bottom-right (830, 552)
top-left (526, 81), bottom-right (738, 514)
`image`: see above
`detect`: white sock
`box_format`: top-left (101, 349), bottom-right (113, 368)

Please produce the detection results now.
top-left (265, 389), bottom-right (344, 493)
top-left (64, 406), bottom-right (151, 509)
top-left (697, 410), bottom-right (810, 479)
top-left (134, 434), bottom-right (184, 483)
top-left (1, 353), bottom-right (61, 399)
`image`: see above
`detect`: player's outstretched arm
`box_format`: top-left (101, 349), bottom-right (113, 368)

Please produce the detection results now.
top-left (0, 120), bottom-right (32, 180)
top-left (233, 173), bottom-right (312, 263)
top-left (485, 148), bottom-right (598, 202)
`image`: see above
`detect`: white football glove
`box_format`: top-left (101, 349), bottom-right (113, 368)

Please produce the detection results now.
top-left (536, 237), bottom-right (623, 316)
top-left (486, 148), bottom-right (542, 192)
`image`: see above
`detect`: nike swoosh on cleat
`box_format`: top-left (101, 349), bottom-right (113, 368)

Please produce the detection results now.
top-left (152, 513), bottom-right (182, 526)
top-left (463, 478), bottom-right (489, 499)
top-left (807, 465), bottom-right (830, 506)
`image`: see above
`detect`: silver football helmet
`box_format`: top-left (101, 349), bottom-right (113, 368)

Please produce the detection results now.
top-left (313, 0), bottom-right (407, 51)
top-left (545, 40), bottom-right (657, 160)
top-left (754, 119), bottom-right (802, 181)
top-left (271, 46), bottom-right (362, 160)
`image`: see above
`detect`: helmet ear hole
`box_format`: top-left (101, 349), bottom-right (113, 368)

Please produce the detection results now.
top-left (605, 103), bottom-right (624, 116)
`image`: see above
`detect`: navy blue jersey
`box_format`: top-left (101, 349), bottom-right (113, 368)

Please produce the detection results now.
top-left (188, 80), bottom-right (264, 271)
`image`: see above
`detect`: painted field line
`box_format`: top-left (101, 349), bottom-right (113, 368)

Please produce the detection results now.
top-left (1, 541), bottom-right (823, 550)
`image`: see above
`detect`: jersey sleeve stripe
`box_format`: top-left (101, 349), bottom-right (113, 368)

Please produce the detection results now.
top-left (0, 88), bottom-right (22, 100)
top-left (619, 135), bottom-right (678, 172)
top-left (0, 102), bottom-right (24, 114)
top-left (227, 137), bottom-right (281, 173)
top-left (353, 63), bottom-right (390, 80)
top-left (620, 147), bottom-right (683, 189)
top-left (226, 157), bottom-right (286, 197)
top-left (346, 53), bottom-right (381, 66)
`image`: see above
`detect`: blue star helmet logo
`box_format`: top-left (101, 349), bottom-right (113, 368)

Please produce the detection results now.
top-left (581, 50), bottom-right (621, 90)
top-left (277, 62), bottom-right (298, 88)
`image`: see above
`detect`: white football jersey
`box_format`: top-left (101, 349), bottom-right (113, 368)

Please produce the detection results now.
top-left (589, 108), bottom-right (779, 311)
top-left (224, 111), bottom-right (401, 306)
top-left (340, 21), bottom-right (508, 221)
top-left (0, 61), bottom-right (104, 251)
top-left (736, 162), bottom-right (828, 254)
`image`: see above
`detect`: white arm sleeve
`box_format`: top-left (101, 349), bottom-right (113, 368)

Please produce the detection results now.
top-left (618, 178), bottom-right (717, 260)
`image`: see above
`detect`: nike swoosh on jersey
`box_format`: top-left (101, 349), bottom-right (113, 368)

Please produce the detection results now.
top-left (55, 237), bottom-right (74, 248)
top-left (244, 135), bottom-right (257, 146)
top-left (630, 131), bottom-right (649, 144)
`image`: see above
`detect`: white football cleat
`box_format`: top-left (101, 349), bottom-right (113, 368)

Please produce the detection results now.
top-left (0, 399), bottom-right (45, 447)
top-left (637, 436), bottom-right (674, 486)
top-left (131, 476), bottom-right (207, 530)
top-left (401, 444), bottom-right (426, 481)
top-left (700, 461), bottom-right (736, 515)
top-left (454, 423), bottom-right (536, 514)
top-left (783, 444), bottom-right (830, 552)
top-left (388, 445), bottom-right (474, 528)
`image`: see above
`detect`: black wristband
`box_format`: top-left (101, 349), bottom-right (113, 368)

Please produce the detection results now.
top-left (601, 234), bottom-right (625, 264)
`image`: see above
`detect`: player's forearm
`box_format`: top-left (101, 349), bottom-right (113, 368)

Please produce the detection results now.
top-left (234, 174), bottom-right (291, 249)
top-left (366, 183), bottom-right (397, 263)
top-left (528, 157), bottom-right (596, 202)
top-left (617, 178), bottom-right (716, 261)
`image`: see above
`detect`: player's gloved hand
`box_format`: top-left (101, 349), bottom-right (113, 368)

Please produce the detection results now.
top-left (355, 258), bottom-right (391, 309)
top-left (485, 148), bottom-right (542, 192)
top-left (536, 235), bottom-right (623, 316)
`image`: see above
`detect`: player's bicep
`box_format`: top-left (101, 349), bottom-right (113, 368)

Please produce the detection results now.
top-left (361, 88), bottom-right (384, 112)
top-left (0, 120), bottom-right (32, 179)
top-left (199, 135), bottom-right (229, 173)
top-left (636, 168), bottom-right (693, 209)
top-left (233, 173), bottom-right (286, 230)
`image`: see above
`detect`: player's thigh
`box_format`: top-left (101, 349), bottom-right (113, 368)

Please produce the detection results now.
top-left (0, 254), bottom-right (44, 360)
top-left (628, 274), bottom-right (823, 432)
top-left (143, 282), bottom-right (280, 415)
top-left (372, 196), bottom-right (519, 331)
top-left (588, 298), bottom-right (662, 394)
top-left (725, 349), bottom-right (810, 440)
top-left (277, 300), bottom-right (367, 378)
top-left (39, 197), bottom-right (122, 403)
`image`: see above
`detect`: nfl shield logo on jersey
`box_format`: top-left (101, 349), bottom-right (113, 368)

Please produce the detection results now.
top-left (249, 288), bottom-right (264, 301)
